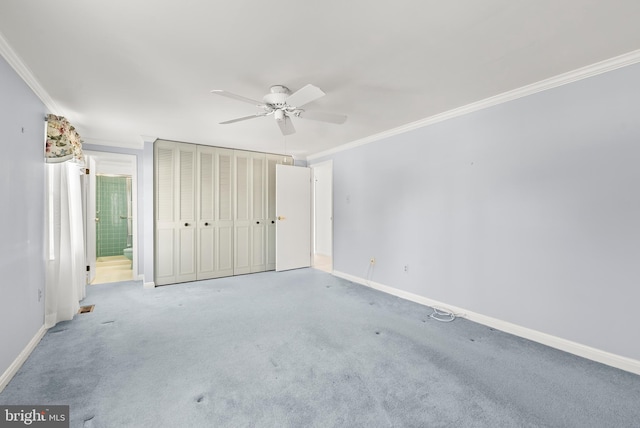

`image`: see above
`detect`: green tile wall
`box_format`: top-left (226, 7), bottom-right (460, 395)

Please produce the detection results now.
top-left (96, 176), bottom-right (129, 257)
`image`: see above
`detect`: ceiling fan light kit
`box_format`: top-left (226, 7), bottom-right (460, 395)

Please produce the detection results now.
top-left (211, 84), bottom-right (347, 135)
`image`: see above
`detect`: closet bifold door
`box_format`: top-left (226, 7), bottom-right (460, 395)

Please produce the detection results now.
top-left (215, 148), bottom-right (235, 278)
top-left (233, 150), bottom-right (252, 275)
top-left (155, 140), bottom-right (177, 286)
top-left (196, 146), bottom-right (216, 280)
top-left (154, 140), bottom-right (197, 285)
top-left (196, 146), bottom-right (234, 280)
top-left (250, 153), bottom-right (266, 273)
top-left (234, 150), bottom-right (267, 274)
top-left (175, 142), bottom-right (197, 283)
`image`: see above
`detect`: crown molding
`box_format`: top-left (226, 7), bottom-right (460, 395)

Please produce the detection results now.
top-left (140, 135), bottom-right (158, 145)
top-left (0, 31), bottom-right (64, 115)
top-left (307, 49), bottom-right (640, 162)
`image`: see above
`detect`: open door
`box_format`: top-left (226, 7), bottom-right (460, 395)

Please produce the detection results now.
top-left (84, 156), bottom-right (97, 284)
top-left (275, 165), bottom-right (311, 271)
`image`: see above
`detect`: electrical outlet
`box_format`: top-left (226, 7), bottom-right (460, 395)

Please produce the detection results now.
top-left (38, 289), bottom-right (42, 302)
top-left (404, 265), bottom-right (409, 273)
top-left (370, 257), bottom-right (376, 265)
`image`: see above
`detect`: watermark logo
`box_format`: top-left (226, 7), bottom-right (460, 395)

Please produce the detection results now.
top-left (0, 406), bottom-right (69, 428)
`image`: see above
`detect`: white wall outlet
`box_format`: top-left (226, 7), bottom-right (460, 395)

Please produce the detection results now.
top-left (370, 257), bottom-right (376, 264)
top-left (404, 265), bottom-right (409, 272)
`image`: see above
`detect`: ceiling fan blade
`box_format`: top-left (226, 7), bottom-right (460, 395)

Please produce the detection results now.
top-left (298, 110), bottom-right (347, 124)
top-left (285, 84), bottom-right (325, 108)
top-left (211, 90), bottom-right (264, 106)
top-left (220, 113), bottom-right (267, 124)
top-left (277, 116), bottom-right (296, 136)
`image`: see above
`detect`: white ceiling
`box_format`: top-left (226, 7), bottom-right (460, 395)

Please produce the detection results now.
top-left (1, 1), bottom-right (640, 159)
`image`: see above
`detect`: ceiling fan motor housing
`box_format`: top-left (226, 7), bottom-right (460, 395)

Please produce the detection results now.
top-left (263, 85), bottom-right (291, 108)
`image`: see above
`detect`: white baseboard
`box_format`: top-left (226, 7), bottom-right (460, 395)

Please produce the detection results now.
top-left (0, 325), bottom-right (47, 393)
top-left (333, 270), bottom-right (640, 376)
top-left (140, 273), bottom-right (155, 289)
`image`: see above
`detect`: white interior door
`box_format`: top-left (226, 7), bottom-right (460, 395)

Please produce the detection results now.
top-left (276, 165), bottom-right (311, 271)
top-left (85, 156), bottom-right (96, 283)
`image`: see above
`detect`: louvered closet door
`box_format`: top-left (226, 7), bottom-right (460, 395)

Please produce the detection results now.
top-left (251, 153), bottom-right (266, 273)
top-left (215, 149), bottom-right (234, 277)
top-left (196, 146), bottom-right (216, 279)
top-left (176, 143), bottom-right (197, 283)
top-left (155, 141), bottom-right (177, 285)
top-left (234, 151), bottom-right (252, 275)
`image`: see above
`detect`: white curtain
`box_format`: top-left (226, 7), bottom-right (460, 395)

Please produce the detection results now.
top-left (45, 161), bottom-right (86, 328)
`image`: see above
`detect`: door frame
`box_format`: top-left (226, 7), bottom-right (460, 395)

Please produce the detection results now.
top-left (310, 160), bottom-right (333, 269)
top-left (84, 151), bottom-right (139, 280)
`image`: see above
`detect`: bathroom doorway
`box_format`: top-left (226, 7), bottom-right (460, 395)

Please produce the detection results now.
top-left (84, 151), bottom-right (138, 284)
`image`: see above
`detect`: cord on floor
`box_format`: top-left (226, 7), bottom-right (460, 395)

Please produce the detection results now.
top-left (429, 307), bottom-right (456, 322)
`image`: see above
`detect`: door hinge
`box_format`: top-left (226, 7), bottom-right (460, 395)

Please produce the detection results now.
top-left (85, 168), bottom-right (90, 175)
top-left (86, 265), bottom-right (90, 272)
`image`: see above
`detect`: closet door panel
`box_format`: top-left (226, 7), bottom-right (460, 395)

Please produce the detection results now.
top-left (234, 151), bottom-right (251, 275)
top-left (216, 149), bottom-right (234, 277)
top-left (197, 146), bottom-right (217, 279)
top-left (251, 154), bottom-right (266, 272)
top-left (155, 141), bottom-right (177, 285)
top-left (175, 144), bottom-right (197, 282)
top-left (199, 228), bottom-right (215, 274)
top-left (265, 156), bottom-right (278, 271)
top-left (217, 226), bottom-right (234, 274)
top-left (178, 227), bottom-right (196, 276)
top-left (234, 225), bottom-right (250, 273)
top-left (251, 225), bottom-right (265, 271)
top-left (156, 229), bottom-right (175, 280)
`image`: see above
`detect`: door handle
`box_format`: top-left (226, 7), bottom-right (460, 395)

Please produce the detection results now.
top-left (184, 223), bottom-right (190, 227)
top-left (277, 216), bottom-right (286, 221)
top-left (256, 221), bottom-right (260, 225)
top-left (204, 222), bottom-right (209, 226)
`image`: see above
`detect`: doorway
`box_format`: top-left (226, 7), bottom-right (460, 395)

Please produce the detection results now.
top-left (84, 151), bottom-right (138, 284)
top-left (311, 160), bottom-right (333, 273)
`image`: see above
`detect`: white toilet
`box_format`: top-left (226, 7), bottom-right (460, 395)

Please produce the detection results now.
top-left (123, 247), bottom-right (133, 265)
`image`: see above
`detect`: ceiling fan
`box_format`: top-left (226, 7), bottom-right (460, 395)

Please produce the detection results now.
top-left (211, 84), bottom-right (347, 136)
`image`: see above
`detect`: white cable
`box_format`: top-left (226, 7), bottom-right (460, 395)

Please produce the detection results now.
top-left (429, 307), bottom-right (456, 322)
top-left (365, 262), bottom-right (375, 286)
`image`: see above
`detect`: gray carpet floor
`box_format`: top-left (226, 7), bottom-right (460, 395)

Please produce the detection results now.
top-left (1, 269), bottom-right (639, 427)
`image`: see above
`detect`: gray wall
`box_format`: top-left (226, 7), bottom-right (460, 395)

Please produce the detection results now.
top-left (314, 62), bottom-right (640, 361)
top-left (0, 55), bottom-right (47, 374)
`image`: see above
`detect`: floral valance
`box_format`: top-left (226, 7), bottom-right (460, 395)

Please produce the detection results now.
top-left (45, 114), bottom-right (83, 163)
